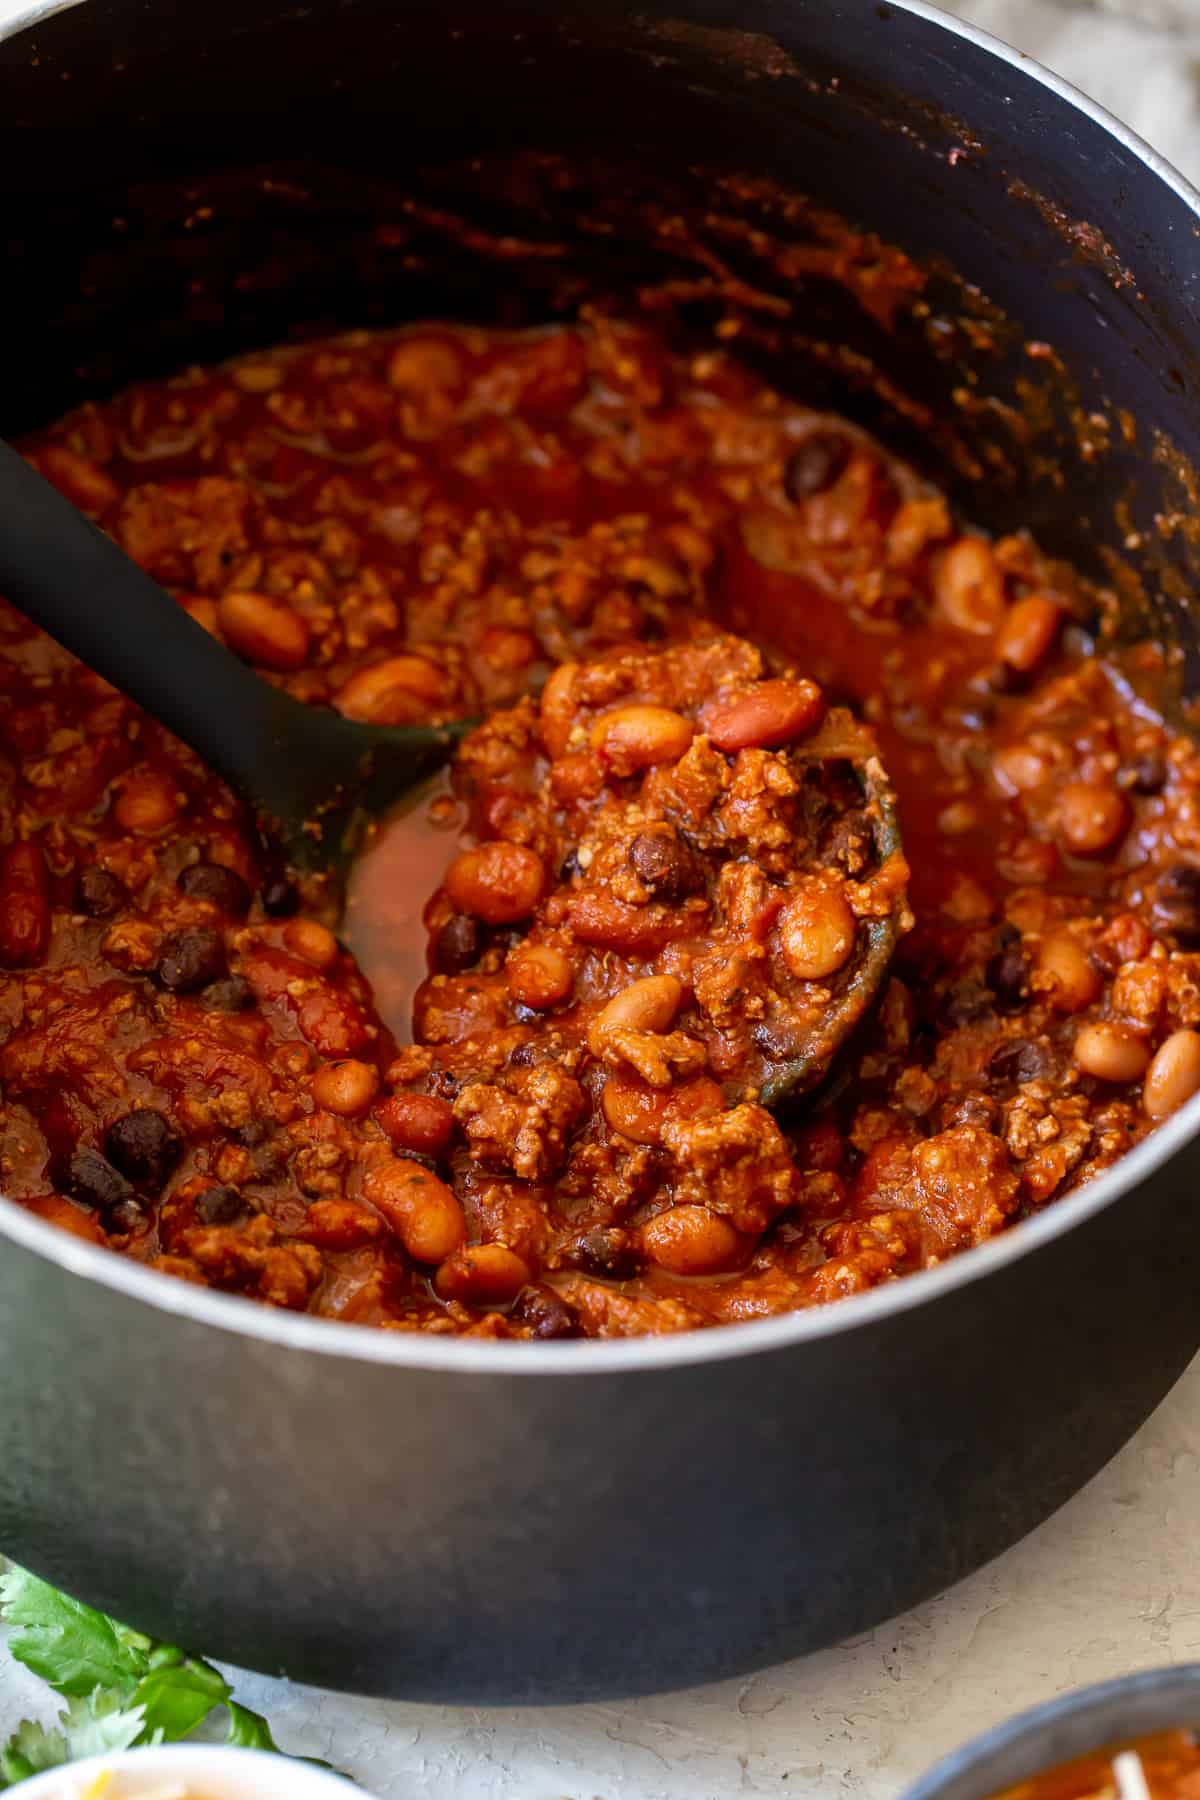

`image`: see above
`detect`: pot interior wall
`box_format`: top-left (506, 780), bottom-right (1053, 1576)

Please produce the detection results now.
top-left (3, 0), bottom-right (1200, 683)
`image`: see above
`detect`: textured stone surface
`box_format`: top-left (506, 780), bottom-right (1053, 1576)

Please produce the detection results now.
top-left (4, 0), bottom-right (1200, 1792)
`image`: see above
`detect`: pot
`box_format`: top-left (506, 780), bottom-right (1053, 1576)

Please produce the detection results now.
top-left (904, 1665), bottom-right (1200, 1800)
top-left (2, 0), bottom-right (1200, 1707)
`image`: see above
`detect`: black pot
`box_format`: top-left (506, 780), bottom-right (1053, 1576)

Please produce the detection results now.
top-left (2, 0), bottom-right (1200, 1706)
top-left (905, 1666), bottom-right (1200, 1800)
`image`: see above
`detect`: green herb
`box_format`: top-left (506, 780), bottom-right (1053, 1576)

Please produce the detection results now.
top-left (0, 1566), bottom-right (309, 1788)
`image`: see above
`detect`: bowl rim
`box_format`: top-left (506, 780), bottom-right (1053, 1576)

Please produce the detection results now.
top-left (2, 0), bottom-right (1200, 1376)
top-left (903, 1664), bottom-right (1200, 1800)
top-left (1, 1742), bottom-right (364, 1800)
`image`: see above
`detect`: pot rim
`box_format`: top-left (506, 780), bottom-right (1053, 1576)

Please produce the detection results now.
top-left (903, 1664), bottom-right (1200, 1800)
top-left (2, 0), bottom-right (1199, 1376)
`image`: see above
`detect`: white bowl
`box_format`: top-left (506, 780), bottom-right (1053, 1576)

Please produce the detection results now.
top-left (4, 1745), bottom-right (369, 1800)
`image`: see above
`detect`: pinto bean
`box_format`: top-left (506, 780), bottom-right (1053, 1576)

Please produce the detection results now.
top-left (642, 1205), bottom-right (744, 1275)
top-left (0, 841), bottom-right (51, 967)
top-left (1073, 1022), bottom-right (1150, 1083)
top-left (374, 1092), bottom-right (455, 1153)
top-left (1144, 1030), bottom-right (1200, 1120)
top-left (778, 878), bottom-right (856, 980)
top-left (284, 917), bottom-right (341, 969)
top-left (601, 1071), bottom-right (723, 1145)
top-left (310, 1058), bottom-right (379, 1117)
top-left (445, 843), bottom-right (546, 925)
top-left (567, 890), bottom-right (679, 954)
top-left (334, 654), bottom-right (447, 723)
top-left (932, 536), bottom-right (1006, 634)
top-left (588, 976), bottom-right (683, 1058)
top-left (705, 678), bottom-right (825, 753)
top-left (506, 943), bottom-right (574, 1009)
top-left (590, 705), bottom-right (694, 774)
top-left (995, 595), bottom-right (1062, 674)
top-left (1036, 931), bottom-right (1102, 1014)
top-left (364, 1157), bottom-right (467, 1263)
top-left (38, 445), bottom-right (120, 513)
top-left (114, 767), bottom-right (181, 833)
top-left (434, 1242), bottom-right (532, 1305)
top-left (217, 591), bottom-right (310, 671)
top-left (1057, 781), bottom-right (1129, 857)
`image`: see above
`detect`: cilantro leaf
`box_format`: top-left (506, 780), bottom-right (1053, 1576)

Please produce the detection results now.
top-left (224, 1702), bottom-right (283, 1753)
top-left (132, 1662), bottom-right (231, 1742)
top-left (0, 1715), bottom-right (69, 1785)
top-left (0, 1569), bottom-right (148, 1698)
top-left (0, 1692), bottom-right (147, 1788)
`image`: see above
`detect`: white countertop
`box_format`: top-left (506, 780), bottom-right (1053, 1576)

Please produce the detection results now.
top-left (5, 0), bottom-right (1200, 1793)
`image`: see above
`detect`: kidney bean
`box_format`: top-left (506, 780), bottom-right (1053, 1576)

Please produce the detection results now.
top-left (590, 705), bottom-right (694, 774)
top-left (994, 595), bottom-right (1062, 674)
top-left (104, 1107), bottom-right (184, 1191)
top-left (0, 841), bottom-right (51, 967)
top-left (38, 444), bottom-right (120, 513)
top-left (1035, 930), bottom-right (1102, 1014)
top-left (299, 1197), bottom-right (384, 1251)
top-left (506, 943), bottom-right (574, 1009)
top-left (1144, 1030), bottom-right (1200, 1120)
top-left (364, 1157), bottom-right (466, 1263)
top-left (178, 861), bottom-right (251, 916)
top-left (217, 591), bottom-right (310, 671)
top-left (156, 928), bottom-right (226, 993)
top-left (445, 842), bottom-right (546, 925)
top-left (642, 1204), bottom-right (744, 1275)
top-left (601, 1071), bottom-right (722, 1145)
top-left (434, 1241), bottom-right (532, 1305)
top-left (334, 655), bottom-right (447, 723)
top-left (114, 767), bottom-right (181, 834)
top-left (374, 1091), bottom-right (455, 1154)
top-left (1073, 1022), bottom-right (1150, 1083)
top-left (193, 1185), bottom-right (250, 1225)
top-left (705, 678), bottom-right (825, 753)
top-left (509, 1284), bottom-right (581, 1339)
top-left (932, 536), bottom-right (1006, 634)
top-left (76, 865), bottom-right (127, 919)
top-left (778, 878), bottom-right (856, 980)
top-left (297, 985), bottom-right (370, 1058)
top-left (566, 890), bottom-right (678, 954)
top-left (588, 975), bottom-right (683, 1060)
top-left (785, 432), bottom-right (850, 502)
top-left (538, 661), bottom-right (581, 757)
top-left (1056, 781), bottom-right (1128, 857)
top-left (310, 1057), bottom-right (379, 1117)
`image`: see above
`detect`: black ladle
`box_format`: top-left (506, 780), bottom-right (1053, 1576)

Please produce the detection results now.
top-left (0, 440), bottom-right (469, 875)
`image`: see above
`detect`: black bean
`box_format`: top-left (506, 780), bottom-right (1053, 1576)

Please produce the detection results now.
top-left (260, 874), bottom-right (300, 917)
top-left (941, 980), bottom-right (993, 1028)
top-left (66, 1146), bottom-right (134, 1213)
top-left (432, 912), bottom-right (480, 973)
top-left (785, 431), bottom-right (850, 502)
top-left (178, 861), bottom-right (251, 916)
top-left (559, 848), bottom-right (584, 883)
top-left (104, 1107), bottom-right (184, 1192)
top-left (572, 1227), bottom-right (641, 1281)
top-left (1122, 753), bottom-right (1167, 796)
top-left (986, 941), bottom-right (1029, 1011)
top-left (1152, 863), bottom-right (1200, 945)
top-left (156, 928), bottom-right (226, 993)
top-left (509, 1284), bottom-right (581, 1339)
top-left (987, 1037), bottom-right (1054, 1083)
top-left (942, 1092), bottom-right (1000, 1132)
top-left (193, 1185), bottom-right (249, 1225)
top-left (202, 975), bottom-right (255, 1012)
top-left (107, 1197), bottom-right (148, 1234)
top-left (629, 830), bottom-right (703, 901)
top-left (77, 865), bottom-right (127, 919)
